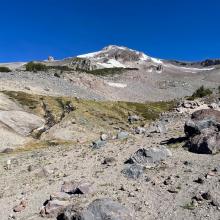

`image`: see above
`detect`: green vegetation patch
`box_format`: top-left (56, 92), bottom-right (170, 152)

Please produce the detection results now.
top-left (0, 66), bottom-right (11, 72)
top-left (26, 62), bottom-right (48, 72)
top-left (84, 67), bottom-right (138, 76)
top-left (3, 91), bottom-right (176, 132)
top-left (188, 85), bottom-right (212, 100)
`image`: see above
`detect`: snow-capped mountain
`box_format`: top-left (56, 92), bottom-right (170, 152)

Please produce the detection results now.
top-left (75, 45), bottom-right (163, 69)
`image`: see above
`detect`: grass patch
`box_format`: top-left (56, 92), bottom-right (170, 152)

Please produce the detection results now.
top-left (14, 140), bottom-right (73, 153)
top-left (0, 66), bottom-right (11, 72)
top-left (2, 91), bottom-right (176, 132)
top-left (188, 85), bottom-right (212, 100)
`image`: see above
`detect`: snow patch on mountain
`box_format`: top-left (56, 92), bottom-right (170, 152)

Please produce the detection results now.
top-left (106, 82), bottom-right (127, 88)
top-left (98, 59), bottom-right (125, 68)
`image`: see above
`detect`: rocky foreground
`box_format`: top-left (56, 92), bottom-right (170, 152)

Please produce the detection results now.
top-left (0, 92), bottom-right (219, 220)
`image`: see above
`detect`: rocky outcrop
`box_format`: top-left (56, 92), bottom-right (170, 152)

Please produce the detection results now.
top-left (185, 109), bottom-right (220, 154)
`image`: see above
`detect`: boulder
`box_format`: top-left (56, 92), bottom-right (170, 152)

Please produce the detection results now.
top-left (125, 146), bottom-right (172, 167)
top-left (61, 198), bottom-right (134, 220)
top-left (61, 181), bottom-right (93, 195)
top-left (185, 109), bottom-right (220, 154)
top-left (122, 164), bottom-right (144, 179)
top-left (40, 199), bottom-right (70, 218)
top-left (188, 131), bottom-right (220, 154)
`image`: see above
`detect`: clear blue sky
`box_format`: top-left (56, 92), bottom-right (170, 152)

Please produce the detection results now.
top-left (0, 0), bottom-right (219, 62)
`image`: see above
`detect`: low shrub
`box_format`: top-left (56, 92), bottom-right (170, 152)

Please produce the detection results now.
top-left (82, 67), bottom-right (138, 76)
top-left (188, 86), bottom-right (212, 100)
top-left (26, 62), bottom-right (47, 72)
top-left (0, 66), bottom-right (11, 72)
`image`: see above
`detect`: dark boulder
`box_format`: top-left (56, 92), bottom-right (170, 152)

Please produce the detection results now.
top-left (184, 109), bottom-right (220, 154)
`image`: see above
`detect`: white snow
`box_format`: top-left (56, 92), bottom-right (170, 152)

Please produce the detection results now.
top-left (151, 57), bottom-right (163, 64)
top-left (179, 66), bottom-right (215, 71)
top-left (106, 82), bottom-right (127, 88)
top-left (98, 59), bottom-right (125, 68)
top-left (77, 51), bottom-right (100, 58)
top-left (163, 63), bottom-right (215, 72)
top-left (139, 53), bottom-right (163, 64)
top-left (140, 53), bottom-right (150, 61)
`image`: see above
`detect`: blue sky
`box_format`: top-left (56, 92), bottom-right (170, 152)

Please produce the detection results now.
top-left (0, 0), bottom-right (219, 62)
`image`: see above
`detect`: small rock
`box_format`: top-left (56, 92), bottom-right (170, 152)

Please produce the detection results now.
top-left (24, 86), bottom-right (31, 90)
top-left (167, 187), bottom-right (179, 193)
top-left (128, 115), bottom-right (140, 123)
top-left (91, 139), bottom-right (106, 149)
top-left (209, 103), bottom-right (218, 109)
top-left (36, 167), bottom-right (52, 178)
top-left (117, 131), bottom-right (129, 140)
top-left (6, 159), bottom-right (11, 170)
top-left (211, 197), bottom-right (220, 208)
top-left (1, 148), bottom-right (13, 154)
top-left (27, 165), bottom-right (34, 172)
top-left (135, 127), bottom-right (146, 134)
top-left (163, 176), bottom-right (174, 185)
top-left (102, 157), bottom-right (115, 165)
top-left (205, 171), bottom-right (216, 178)
top-left (13, 200), bottom-right (27, 212)
top-left (194, 177), bottom-right (205, 184)
top-left (50, 192), bottom-right (71, 201)
top-left (61, 181), bottom-right (93, 195)
top-left (201, 192), bottom-right (212, 200)
top-left (100, 133), bottom-right (108, 141)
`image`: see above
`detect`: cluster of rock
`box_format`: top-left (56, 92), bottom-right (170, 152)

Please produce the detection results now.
top-left (184, 109), bottom-right (220, 154)
top-left (91, 131), bottom-right (129, 149)
top-left (40, 180), bottom-right (133, 219)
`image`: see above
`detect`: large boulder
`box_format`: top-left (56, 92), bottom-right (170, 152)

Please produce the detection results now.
top-left (188, 131), bottom-right (220, 154)
top-left (125, 146), bottom-right (172, 167)
top-left (61, 198), bottom-right (134, 220)
top-left (184, 109), bottom-right (220, 154)
top-left (122, 146), bottom-right (172, 179)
